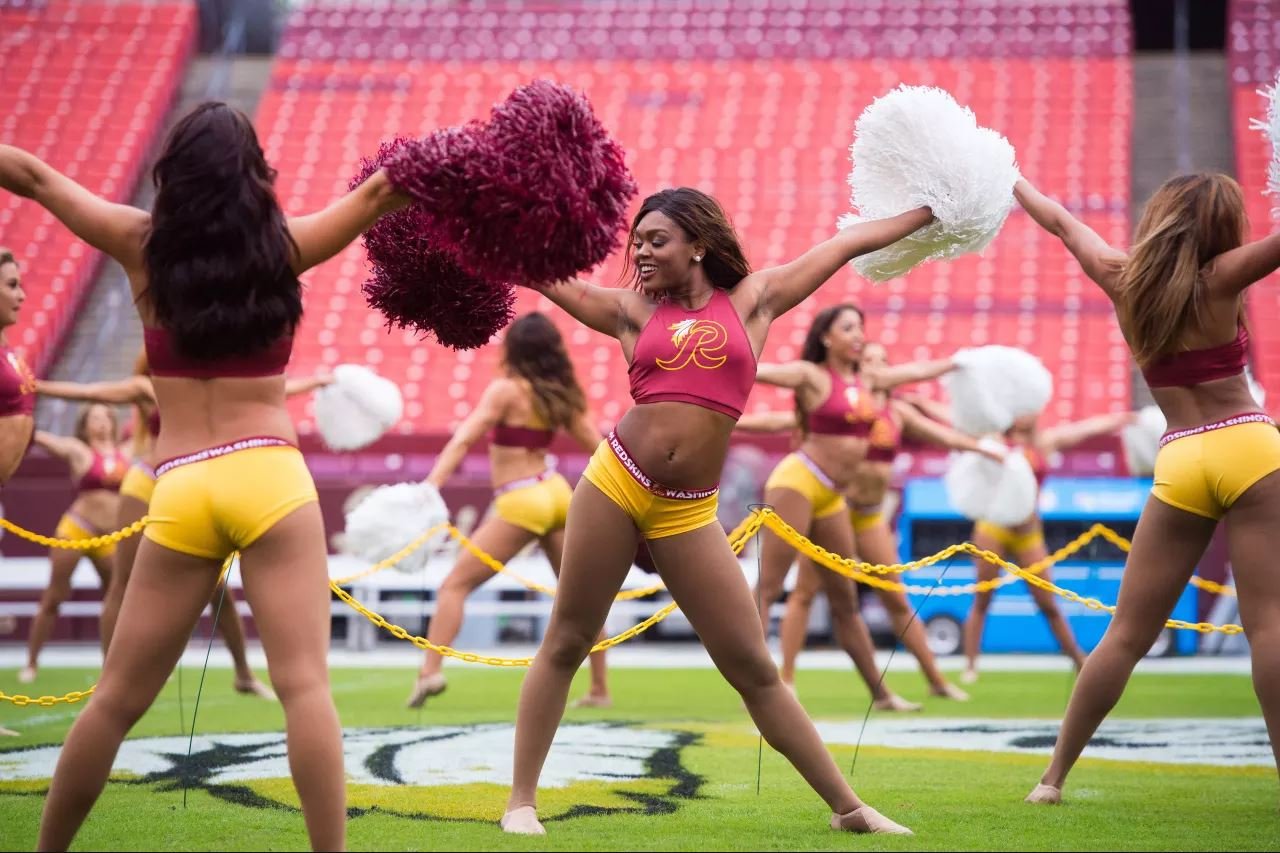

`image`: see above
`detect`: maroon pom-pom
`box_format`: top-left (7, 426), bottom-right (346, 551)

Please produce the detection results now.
top-left (352, 140), bottom-right (515, 350)
top-left (362, 261), bottom-right (515, 351)
top-left (385, 80), bottom-right (638, 285)
top-left (381, 126), bottom-right (483, 233)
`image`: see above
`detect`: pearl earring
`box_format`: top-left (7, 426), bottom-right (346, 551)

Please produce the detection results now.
top-left (694, 255), bottom-right (702, 262)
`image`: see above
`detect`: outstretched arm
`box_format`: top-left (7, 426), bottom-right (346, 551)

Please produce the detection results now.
top-left (735, 409), bottom-right (800, 434)
top-left (1015, 178), bottom-right (1126, 297)
top-left (423, 380), bottom-right (512, 489)
top-left (895, 400), bottom-right (1001, 460)
top-left (1203, 232), bottom-right (1280, 299)
top-left (1038, 412), bottom-right (1135, 453)
top-left (36, 376), bottom-right (154, 406)
top-left (899, 392), bottom-right (952, 425)
top-left (32, 431), bottom-right (91, 472)
top-left (537, 277), bottom-right (647, 341)
top-left (285, 370), bottom-right (335, 397)
top-left (864, 356), bottom-right (956, 393)
top-left (287, 170), bottom-right (410, 273)
top-left (749, 207), bottom-right (934, 318)
top-left (755, 360), bottom-right (821, 391)
top-left (0, 145), bottom-right (148, 270)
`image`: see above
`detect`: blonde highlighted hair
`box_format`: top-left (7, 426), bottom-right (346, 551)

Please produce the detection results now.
top-left (1117, 173), bottom-right (1247, 367)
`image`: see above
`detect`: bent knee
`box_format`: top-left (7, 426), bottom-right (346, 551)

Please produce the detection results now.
top-left (1101, 621), bottom-right (1163, 659)
top-left (92, 684), bottom-right (155, 730)
top-left (789, 588), bottom-right (819, 607)
top-left (40, 585), bottom-right (71, 608)
top-left (540, 626), bottom-right (597, 670)
top-left (267, 665), bottom-right (330, 704)
top-left (439, 575), bottom-right (484, 598)
top-left (716, 649), bottom-right (779, 696)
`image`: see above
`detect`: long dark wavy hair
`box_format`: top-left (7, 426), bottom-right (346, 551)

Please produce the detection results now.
top-left (622, 188), bottom-right (751, 291)
top-left (144, 102), bottom-right (302, 360)
top-left (796, 303), bottom-right (864, 428)
top-left (502, 313), bottom-right (587, 430)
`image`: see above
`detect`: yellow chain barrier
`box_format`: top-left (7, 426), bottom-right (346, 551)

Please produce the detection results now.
top-left (334, 513), bottom-right (753, 600)
top-left (0, 506), bottom-right (1238, 701)
top-left (1092, 526), bottom-right (1236, 597)
top-left (332, 523), bottom-right (451, 585)
top-left (327, 511), bottom-right (769, 666)
top-left (979, 546), bottom-right (1243, 634)
top-left (750, 508), bottom-right (1242, 635)
top-left (0, 685), bottom-right (95, 707)
top-left (446, 523), bottom-right (668, 600)
top-left (0, 516), bottom-right (148, 551)
top-left (0, 555), bottom-right (238, 707)
top-left (765, 515), bottom-right (1111, 596)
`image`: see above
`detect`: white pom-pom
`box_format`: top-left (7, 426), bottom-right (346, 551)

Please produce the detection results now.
top-left (842, 85), bottom-right (1020, 282)
top-left (1251, 71), bottom-right (1280, 220)
top-left (945, 442), bottom-right (1039, 527)
top-left (313, 364), bottom-right (404, 451)
top-left (1121, 405), bottom-right (1166, 477)
top-left (943, 346), bottom-right (1053, 436)
top-left (342, 482), bottom-right (450, 574)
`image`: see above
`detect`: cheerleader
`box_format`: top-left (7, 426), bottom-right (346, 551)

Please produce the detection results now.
top-left (407, 312), bottom-right (610, 709)
top-left (1014, 173), bottom-right (1280, 802)
top-left (961, 408), bottom-right (1134, 684)
top-left (752, 307), bottom-right (964, 711)
top-left (0, 246), bottom-right (33, 737)
top-left (753, 342), bottom-right (984, 700)
top-left (3, 102), bottom-right (410, 849)
top-left (19, 405), bottom-right (126, 682)
top-left (501, 188), bottom-right (933, 836)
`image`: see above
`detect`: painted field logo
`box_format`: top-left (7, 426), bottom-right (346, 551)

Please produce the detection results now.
top-left (0, 723), bottom-right (703, 823)
top-left (815, 718), bottom-right (1274, 767)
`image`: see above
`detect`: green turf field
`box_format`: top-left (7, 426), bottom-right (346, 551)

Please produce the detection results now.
top-left (0, 666), bottom-right (1275, 851)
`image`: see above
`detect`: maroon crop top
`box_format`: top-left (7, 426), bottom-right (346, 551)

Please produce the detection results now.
top-left (491, 424), bottom-right (554, 449)
top-left (1141, 326), bottom-right (1249, 389)
top-left (808, 368), bottom-right (878, 437)
top-left (144, 326), bottom-right (292, 379)
top-left (77, 448), bottom-right (128, 493)
top-left (0, 346), bottom-right (35, 418)
top-left (628, 290), bottom-right (756, 420)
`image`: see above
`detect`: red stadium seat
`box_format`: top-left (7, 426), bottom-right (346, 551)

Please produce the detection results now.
top-left (253, 1), bottom-right (1133, 432)
top-left (0, 0), bottom-right (196, 374)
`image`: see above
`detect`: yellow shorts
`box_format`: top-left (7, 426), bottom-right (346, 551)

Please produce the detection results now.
top-left (583, 432), bottom-right (720, 540)
top-left (1152, 414), bottom-right (1280, 520)
top-left (850, 505), bottom-right (885, 533)
top-left (119, 460), bottom-right (156, 504)
top-left (144, 439), bottom-right (319, 560)
top-left (764, 452), bottom-right (847, 519)
top-left (975, 520), bottom-right (1044, 554)
top-left (54, 513), bottom-right (115, 562)
top-left (492, 471), bottom-right (573, 537)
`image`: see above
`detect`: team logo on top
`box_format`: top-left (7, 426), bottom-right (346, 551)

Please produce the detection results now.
top-left (656, 320), bottom-right (728, 370)
top-left (7, 352), bottom-right (34, 395)
top-left (869, 416), bottom-right (896, 448)
top-left (101, 455), bottom-right (123, 486)
top-left (842, 386), bottom-right (877, 422)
